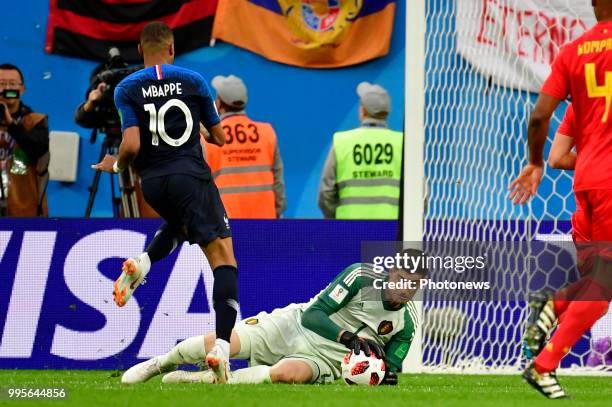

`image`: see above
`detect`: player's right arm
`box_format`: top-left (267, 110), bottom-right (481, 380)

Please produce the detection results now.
top-left (301, 264), bottom-right (385, 358)
top-left (92, 84), bottom-right (140, 173)
top-left (549, 104), bottom-right (576, 170)
top-left (113, 84), bottom-right (141, 169)
top-left (509, 47), bottom-right (568, 204)
top-left (301, 264), bottom-right (363, 342)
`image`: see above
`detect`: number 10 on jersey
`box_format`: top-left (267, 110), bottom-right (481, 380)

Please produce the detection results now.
top-left (144, 99), bottom-right (194, 147)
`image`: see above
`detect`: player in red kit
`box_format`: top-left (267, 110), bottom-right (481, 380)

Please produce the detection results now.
top-left (509, 0), bottom-right (612, 399)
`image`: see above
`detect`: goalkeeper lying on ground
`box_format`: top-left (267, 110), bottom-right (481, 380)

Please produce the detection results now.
top-left (122, 256), bottom-right (422, 385)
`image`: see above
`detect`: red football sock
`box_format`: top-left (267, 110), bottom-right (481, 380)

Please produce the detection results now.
top-left (535, 298), bottom-right (609, 373)
top-left (553, 279), bottom-right (589, 322)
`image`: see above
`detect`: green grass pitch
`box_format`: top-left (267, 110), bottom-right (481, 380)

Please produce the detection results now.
top-left (0, 370), bottom-right (610, 406)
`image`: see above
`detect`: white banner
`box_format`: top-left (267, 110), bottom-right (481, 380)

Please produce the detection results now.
top-left (456, 0), bottom-right (596, 93)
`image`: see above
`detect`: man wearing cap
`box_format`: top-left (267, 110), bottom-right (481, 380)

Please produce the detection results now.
top-left (206, 75), bottom-right (286, 218)
top-left (318, 82), bottom-right (403, 219)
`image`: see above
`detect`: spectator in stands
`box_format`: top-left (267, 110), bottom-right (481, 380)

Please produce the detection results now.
top-left (0, 63), bottom-right (49, 217)
top-left (206, 75), bottom-right (286, 218)
top-left (318, 82), bottom-right (403, 219)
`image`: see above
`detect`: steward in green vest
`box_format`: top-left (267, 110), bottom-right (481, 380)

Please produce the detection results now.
top-left (318, 82), bottom-right (403, 219)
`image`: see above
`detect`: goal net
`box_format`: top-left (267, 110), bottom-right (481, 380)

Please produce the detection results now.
top-left (418, 0), bottom-right (612, 373)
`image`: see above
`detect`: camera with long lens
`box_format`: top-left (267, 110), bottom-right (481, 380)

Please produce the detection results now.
top-left (84, 47), bottom-right (143, 218)
top-left (89, 47), bottom-right (142, 142)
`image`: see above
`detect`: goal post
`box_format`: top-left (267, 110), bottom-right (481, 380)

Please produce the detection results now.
top-left (403, 0), bottom-right (612, 374)
top-left (402, 0), bottom-right (426, 374)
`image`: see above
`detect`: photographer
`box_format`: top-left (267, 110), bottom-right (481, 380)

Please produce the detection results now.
top-left (0, 63), bottom-right (49, 217)
top-left (75, 49), bottom-right (157, 218)
top-left (75, 80), bottom-right (112, 129)
top-left (74, 53), bottom-right (123, 132)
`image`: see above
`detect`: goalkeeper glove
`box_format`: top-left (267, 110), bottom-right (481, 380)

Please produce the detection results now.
top-left (381, 370), bottom-right (398, 385)
top-left (338, 331), bottom-right (385, 359)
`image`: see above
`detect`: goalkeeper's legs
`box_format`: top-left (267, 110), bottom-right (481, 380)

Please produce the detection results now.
top-left (123, 331), bottom-right (241, 384)
top-left (232, 360), bottom-right (314, 384)
top-left (269, 359), bottom-right (315, 384)
top-left (158, 331), bottom-right (242, 368)
top-left (164, 360), bottom-right (314, 385)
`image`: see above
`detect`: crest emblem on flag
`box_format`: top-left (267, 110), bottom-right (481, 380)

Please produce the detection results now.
top-left (213, 0), bottom-right (396, 68)
top-left (279, 0), bottom-right (363, 49)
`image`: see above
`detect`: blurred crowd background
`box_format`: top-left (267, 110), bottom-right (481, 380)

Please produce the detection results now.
top-left (0, 0), bottom-right (405, 218)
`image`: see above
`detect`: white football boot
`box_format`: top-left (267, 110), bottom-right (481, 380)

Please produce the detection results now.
top-left (113, 257), bottom-right (149, 307)
top-left (162, 370), bottom-right (216, 384)
top-left (205, 345), bottom-right (231, 384)
top-left (121, 357), bottom-right (175, 384)
top-left (522, 362), bottom-right (567, 399)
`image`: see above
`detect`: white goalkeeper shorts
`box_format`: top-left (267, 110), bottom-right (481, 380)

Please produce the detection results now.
top-left (234, 304), bottom-right (336, 384)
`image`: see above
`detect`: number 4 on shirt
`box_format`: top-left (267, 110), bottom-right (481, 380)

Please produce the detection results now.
top-left (585, 63), bottom-right (612, 123)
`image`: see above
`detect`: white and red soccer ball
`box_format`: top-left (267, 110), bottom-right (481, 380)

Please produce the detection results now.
top-left (341, 351), bottom-right (386, 386)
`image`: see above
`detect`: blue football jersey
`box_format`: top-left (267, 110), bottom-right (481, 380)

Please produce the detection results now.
top-left (114, 64), bottom-right (220, 180)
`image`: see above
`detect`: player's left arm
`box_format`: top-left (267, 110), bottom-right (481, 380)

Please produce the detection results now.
top-left (196, 75), bottom-right (225, 146)
top-left (381, 308), bottom-right (417, 384)
top-left (384, 329), bottom-right (414, 373)
top-left (91, 85), bottom-right (141, 173)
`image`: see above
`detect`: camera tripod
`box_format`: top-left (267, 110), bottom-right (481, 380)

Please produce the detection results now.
top-left (0, 168), bottom-right (6, 217)
top-left (85, 137), bottom-right (140, 218)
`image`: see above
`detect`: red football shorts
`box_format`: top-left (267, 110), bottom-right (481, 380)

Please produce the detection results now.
top-left (572, 189), bottom-right (612, 268)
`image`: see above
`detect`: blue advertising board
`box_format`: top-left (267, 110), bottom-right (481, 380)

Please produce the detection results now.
top-left (0, 219), bottom-right (396, 369)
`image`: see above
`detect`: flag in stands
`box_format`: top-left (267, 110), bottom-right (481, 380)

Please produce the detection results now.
top-left (213, 0), bottom-right (397, 68)
top-left (46, 0), bottom-right (217, 61)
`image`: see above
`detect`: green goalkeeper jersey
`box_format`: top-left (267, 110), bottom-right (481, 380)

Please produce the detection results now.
top-left (300, 263), bottom-right (419, 372)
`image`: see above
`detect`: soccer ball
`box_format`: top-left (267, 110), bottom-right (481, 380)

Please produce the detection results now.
top-left (341, 351), bottom-right (385, 386)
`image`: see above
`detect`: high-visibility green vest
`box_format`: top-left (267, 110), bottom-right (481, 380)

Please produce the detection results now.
top-left (333, 127), bottom-right (403, 219)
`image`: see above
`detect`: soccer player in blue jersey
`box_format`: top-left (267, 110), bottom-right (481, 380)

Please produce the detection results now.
top-left (92, 22), bottom-right (237, 383)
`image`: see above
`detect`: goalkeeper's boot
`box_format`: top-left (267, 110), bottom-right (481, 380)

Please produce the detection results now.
top-left (122, 357), bottom-right (175, 384)
top-left (522, 362), bottom-right (567, 399)
top-left (523, 290), bottom-right (556, 360)
top-left (205, 345), bottom-right (231, 384)
top-left (113, 257), bottom-right (148, 307)
top-left (162, 370), bottom-right (216, 384)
